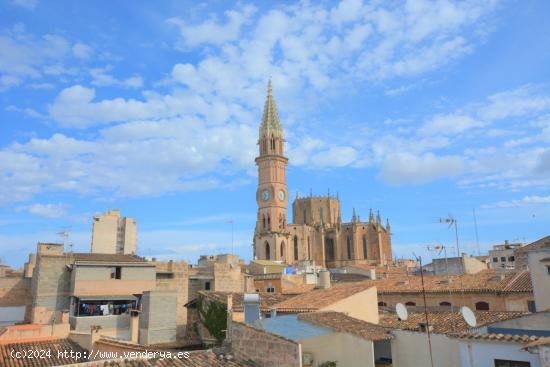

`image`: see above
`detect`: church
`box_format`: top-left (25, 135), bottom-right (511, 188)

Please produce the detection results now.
top-left (253, 82), bottom-right (393, 268)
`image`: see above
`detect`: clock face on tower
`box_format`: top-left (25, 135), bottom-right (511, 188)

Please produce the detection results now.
top-left (278, 189), bottom-right (285, 201)
top-left (262, 189), bottom-right (270, 201)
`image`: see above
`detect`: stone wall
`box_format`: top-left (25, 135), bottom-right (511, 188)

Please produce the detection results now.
top-left (213, 263), bottom-right (245, 293)
top-left (31, 255), bottom-right (71, 324)
top-left (0, 277), bottom-right (32, 314)
top-left (230, 321), bottom-right (301, 367)
top-left (154, 260), bottom-right (189, 339)
top-left (139, 291), bottom-right (177, 345)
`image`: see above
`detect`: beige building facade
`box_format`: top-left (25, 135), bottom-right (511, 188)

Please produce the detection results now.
top-left (91, 209), bottom-right (137, 255)
top-left (253, 82), bottom-right (392, 268)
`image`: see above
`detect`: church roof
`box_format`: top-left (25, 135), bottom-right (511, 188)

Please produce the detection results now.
top-left (259, 80), bottom-right (283, 139)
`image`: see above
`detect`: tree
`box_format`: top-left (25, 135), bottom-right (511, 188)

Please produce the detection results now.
top-left (197, 297), bottom-right (228, 344)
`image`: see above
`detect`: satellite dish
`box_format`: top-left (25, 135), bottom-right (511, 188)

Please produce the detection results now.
top-left (461, 306), bottom-right (477, 328)
top-left (396, 303), bottom-right (408, 321)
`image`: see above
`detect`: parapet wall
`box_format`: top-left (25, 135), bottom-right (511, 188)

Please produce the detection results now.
top-left (230, 321), bottom-right (301, 367)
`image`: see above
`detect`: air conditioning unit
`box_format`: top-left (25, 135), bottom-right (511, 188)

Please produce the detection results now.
top-left (302, 353), bottom-right (314, 366)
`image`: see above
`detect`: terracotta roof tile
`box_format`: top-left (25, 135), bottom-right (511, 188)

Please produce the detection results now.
top-left (378, 310), bottom-right (527, 334)
top-left (454, 332), bottom-right (540, 343)
top-left (76, 350), bottom-right (252, 366)
top-left (273, 282), bottom-right (375, 312)
top-left (298, 312), bottom-right (392, 341)
top-left (0, 338), bottom-right (87, 366)
top-left (72, 253), bottom-right (149, 263)
top-left (198, 291), bottom-right (295, 312)
top-left (337, 270), bottom-right (531, 294)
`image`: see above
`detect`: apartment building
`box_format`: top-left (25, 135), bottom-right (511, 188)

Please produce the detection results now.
top-left (91, 209), bottom-right (137, 255)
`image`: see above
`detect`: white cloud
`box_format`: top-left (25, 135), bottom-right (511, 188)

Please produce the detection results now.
top-left (89, 66), bottom-right (143, 89)
top-left (380, 152), bottom-right (465, 185)
top-left (482, 195), bottom-right (550, 209)
top-left (17, 203), bottom-right (68, 218)
top-left (72, 42), bottom-right (93, 59)
top-left (11, 0), bottom-right (38, 10)
top-left (0, 27), bottom-right (90, 91)
top-left (167, 5), bottom-right (257, 48)
top-left (420, 113), bottom-right (481, 136)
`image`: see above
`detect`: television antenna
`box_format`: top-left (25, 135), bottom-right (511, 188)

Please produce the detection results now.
top-left (57, 227), bottom-right (70, 248)
top-left (426, 244), bottom-right (455, 314)
top-left (461, 306), bottom-right (477, 328)
top-left (396, 303), bottom-right (408, 321)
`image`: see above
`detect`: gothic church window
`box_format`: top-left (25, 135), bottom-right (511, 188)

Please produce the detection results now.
top-left (362, 235), bottom-right (368, 259)
top-left (280, 241), bottom-right (285, 258)
top-left (294, 236), bottom-right (299, 261)
top-left (347, 236), bottom-right (352, 260)
top-left (303, 208), bottom-right (307, 224)
top-left (262, 214), bottom-right (266, 229)
top-left (475, 301), bottom-right (489, 310)
top-left (307, 236), bottom-right (311, 259)
top-left (319, 207), bottom-right (323, 224)
top-left (265, 241), bottom-right (271, 260)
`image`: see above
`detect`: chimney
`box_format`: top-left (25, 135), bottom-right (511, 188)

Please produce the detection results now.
top-left (318, 269), bottom-right (331, 289)
top-left (130, 310), bottom-right (139, 343)
top-left (243, 293), bottom-right (261, 325)
top-left (368, 269), bottom-right (376, 280)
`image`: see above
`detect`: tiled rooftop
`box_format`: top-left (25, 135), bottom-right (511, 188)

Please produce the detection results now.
top-left (454, 332), bottom-right (540, 343)
top-left (298, 312), bottom-right (392, 341)
top-left (0, 338), bottom-right (87, 366)
top-left (378, 310), bottom-right (527, 334)
top-left (77, 350), bottom-right (251, 366)
top-left (72, 253), bottom-right (149, 263)
top-left (273, 282), bottom-right (376, 312)
top-left (198, 291), bottom-right (296, 312)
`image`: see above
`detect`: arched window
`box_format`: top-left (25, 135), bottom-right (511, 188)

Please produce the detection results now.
top-left (265, 241), bottom-right (271, 260)
top-left (307, 236), bottom-right (311, 259)
top-left (405, 302), bottom-right (416, 306)
top-left (378, 302), bottom-right (387, 307)
top-left (262, 214), bottom-right (266, 229)
top-left (319, 207), bottom-right (323, 224)
top-left (303, 208), bottom-right (307, 224)
top-left (280, 241), bottom-right (285, 258)
top-left (475, 301), bottom-right (489, 311)
top-left (439, 302), bottom-right (452, 307)
top-left (294, 236), bottom-right (299, 261)
top-left (267, 215), bottom-right (271, 228)
top-left (362, 235), bottom-right (367, 259)
top-left (347, 236), bottom-right (352, 260)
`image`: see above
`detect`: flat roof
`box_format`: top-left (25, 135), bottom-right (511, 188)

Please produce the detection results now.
top-left (260, 314), bottom-right (332, 341)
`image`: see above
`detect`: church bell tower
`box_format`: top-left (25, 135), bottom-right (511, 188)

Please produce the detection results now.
top-left (253, 81), bottom-right (289, 261)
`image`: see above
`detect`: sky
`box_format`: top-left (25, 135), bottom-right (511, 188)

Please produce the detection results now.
top-left (1, 0), bottom-right (550, 267)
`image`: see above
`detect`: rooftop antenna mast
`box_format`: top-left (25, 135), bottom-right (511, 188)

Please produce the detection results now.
top-left (57, 228), bottom-right (70, 250)
top-left (472, 208), bottom-right (480, 256)
top-left (413, 253), bottom-right (435, 367)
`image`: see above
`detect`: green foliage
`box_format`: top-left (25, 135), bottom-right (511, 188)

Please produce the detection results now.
top-left (197, 297), bottom-right (228, 344)
top-left (319, 362), bottom-right (337, 367)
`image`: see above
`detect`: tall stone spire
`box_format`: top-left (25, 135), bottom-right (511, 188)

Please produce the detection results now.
top-left (259, 80), bottom-right (283, 139)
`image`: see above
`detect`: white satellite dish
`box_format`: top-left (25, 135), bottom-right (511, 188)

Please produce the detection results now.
top-left (396, 303), bottom-right (408, 321)
top-left (461, 306), bottom-right (477, 328)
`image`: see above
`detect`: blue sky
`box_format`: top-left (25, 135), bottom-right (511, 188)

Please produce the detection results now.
top-left (1, 0), bottom-right (550, 267)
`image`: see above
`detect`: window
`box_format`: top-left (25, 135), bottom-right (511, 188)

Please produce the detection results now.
top-left (265, 241), bottom-right (271, 260)
top-left (405, 302), bottom-right (416, 306)
top-left (303, 208), bottom-right (307, 224)
top-left (262, 215), bottom-right (266, 229)
top-left (501, 257), bottom-right (506, 262)
top-left (280, 241), bottom-right (285, 258)
top-left (362, 235), bottom-right (368, 259)
top-left (294, 236), bottom-right (299, 261)
top-left (547, 266), bottom-right (550, 275)
top-left (527, 300), bottom-right (536, 313)
top-left (266, 287), bottom-right (275, 293)
top-left (492, 257), bottom-right (498, 263)
top-left (475, 301), bottom-right (489, 310)
top-left (110, 267), bottom-right (121, 279)
top-left (346, 236), bottom-right (352, 260)
top-left (378, 302), bottom-right (387, 307)
top-left (439, 301), bottom-right (452, 306)
top-left (255, 288), bottom-right (260, 293)
top-left (508, 256), bottom-right (515, 262)
top-left (494, 359), bottom-right (531, 367)
top-left (307, 236), bottom-right (311, 259)
top-left (319, 207), bottom-right (323, 224)
top-left (204, 281), bottom-right (211, 290)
